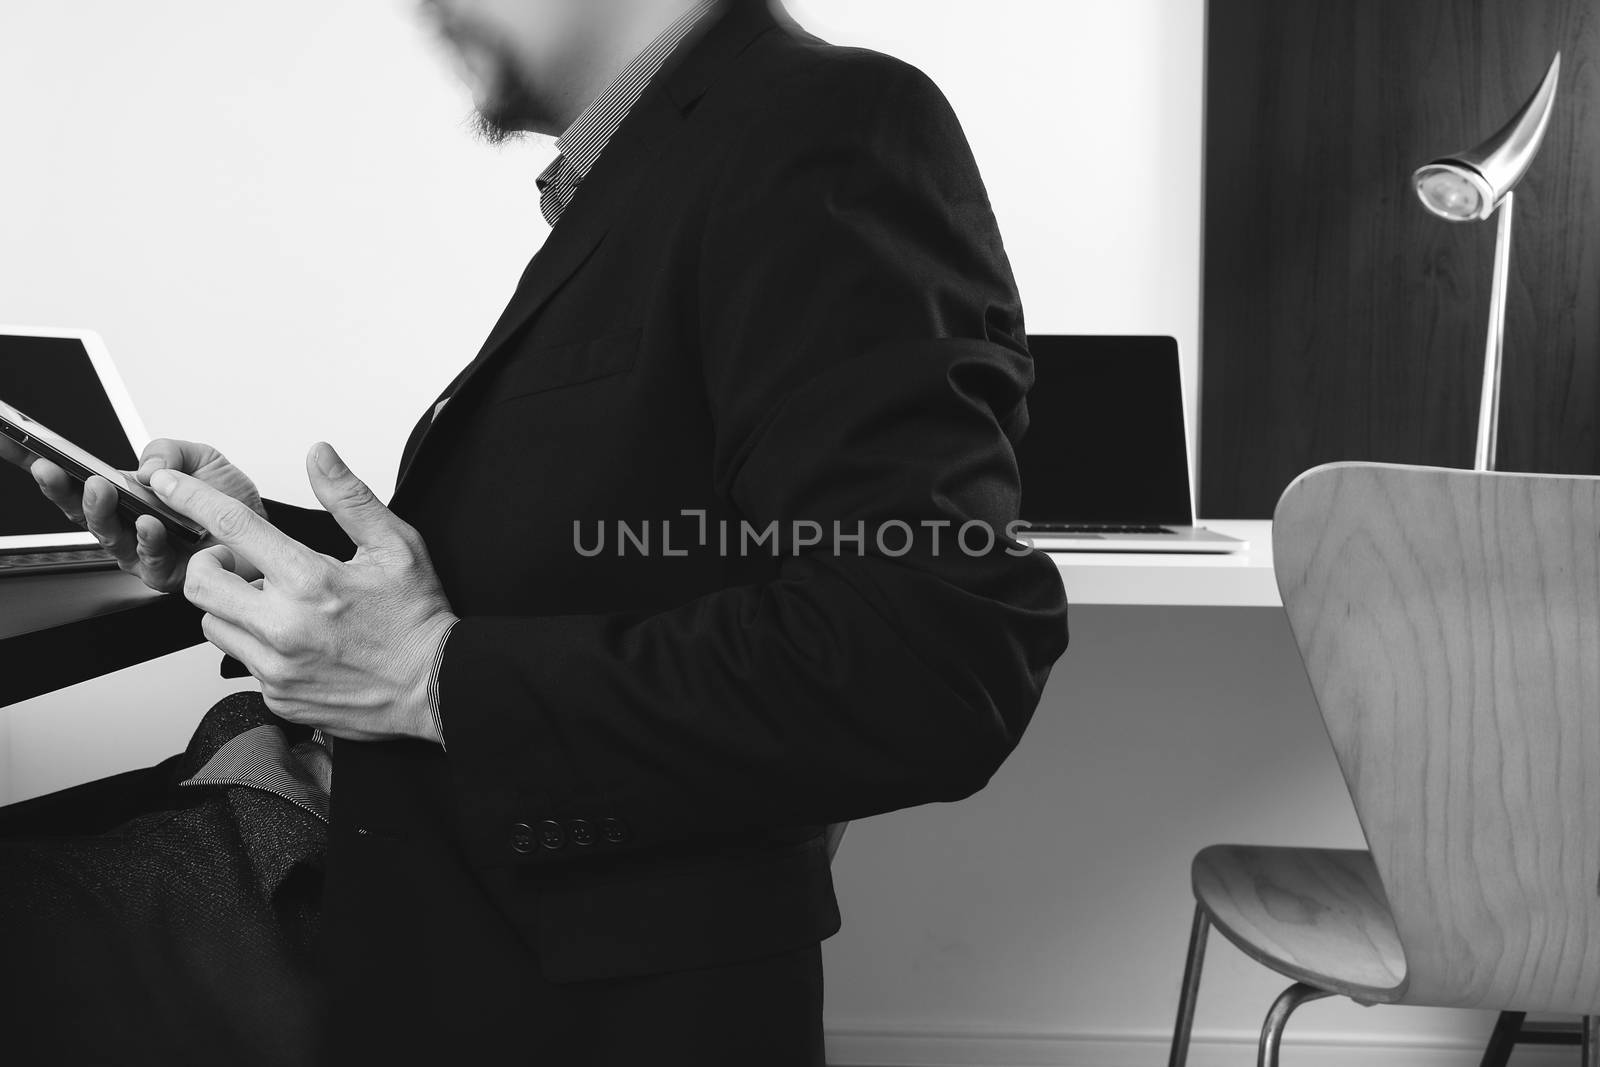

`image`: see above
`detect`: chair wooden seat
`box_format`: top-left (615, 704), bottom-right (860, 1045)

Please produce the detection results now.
top-left (1193, 845), bottom-right (1405, 1003)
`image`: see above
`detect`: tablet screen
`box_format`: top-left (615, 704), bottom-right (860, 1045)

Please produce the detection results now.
top-left (0, 335), bottom-right (140, 538)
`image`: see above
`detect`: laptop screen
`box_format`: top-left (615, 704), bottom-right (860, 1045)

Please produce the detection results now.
top-left (1016, 335), bottom-right (1193, 526)
top-left (0, 334), bottom-right (141, 539)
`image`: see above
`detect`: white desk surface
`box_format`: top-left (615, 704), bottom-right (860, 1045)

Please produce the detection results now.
top-left (1045, 520), bottom-right (1279, 608)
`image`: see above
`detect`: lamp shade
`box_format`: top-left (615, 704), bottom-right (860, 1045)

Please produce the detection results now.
top-left (1413, 52), bottom-right (1561, 222)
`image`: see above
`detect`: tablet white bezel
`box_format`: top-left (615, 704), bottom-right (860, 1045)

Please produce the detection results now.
top-left (0, 325), bottom-right (151, 551)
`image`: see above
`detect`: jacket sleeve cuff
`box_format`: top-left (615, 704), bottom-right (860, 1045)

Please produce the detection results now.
top-left (435, 615), bottom-right (627, 868)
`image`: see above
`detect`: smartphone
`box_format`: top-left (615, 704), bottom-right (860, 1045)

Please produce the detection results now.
top-left (0, 397), bottom-right (207, 545)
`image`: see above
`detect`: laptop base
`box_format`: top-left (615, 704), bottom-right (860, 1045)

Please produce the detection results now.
top-left (1027, 526), bottom-right (1247, 554)
top-left (0, 546), bottom-right (117, 577)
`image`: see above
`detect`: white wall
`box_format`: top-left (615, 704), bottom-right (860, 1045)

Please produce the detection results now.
top-left (790, 0), bottom-right (1206, 464)
top-left (1, 3), bottom-right (1499, 1066)
top-left (0, 0), bottom-right (552, 511)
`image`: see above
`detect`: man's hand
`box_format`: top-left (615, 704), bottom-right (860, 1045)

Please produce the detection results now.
top-left (0, 435), bottom-right (265, 594)
top-left (151, 442), bottom-right (458, 744)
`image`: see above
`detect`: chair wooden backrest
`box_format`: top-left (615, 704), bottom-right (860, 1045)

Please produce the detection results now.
top-left (1274, 463), bottom-right (1600, 1013)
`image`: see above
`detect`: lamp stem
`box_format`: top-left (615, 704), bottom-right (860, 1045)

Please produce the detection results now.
top-left (1475, 190), bottom-right (1515, 472)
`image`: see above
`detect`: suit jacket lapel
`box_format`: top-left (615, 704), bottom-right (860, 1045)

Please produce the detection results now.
top-left (392, 212), bottom-right (613, 491)
top-left (392, 91), bottom-right (671, 495)
top-left (392, 0), bottom-right (781, 499)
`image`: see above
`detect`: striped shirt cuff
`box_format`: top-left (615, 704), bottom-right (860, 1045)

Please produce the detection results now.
top-left (427, 616), bottom-right (459, 750)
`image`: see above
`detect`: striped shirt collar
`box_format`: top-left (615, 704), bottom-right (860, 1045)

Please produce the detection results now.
top-left (537, 0), bottom-right (718, 219)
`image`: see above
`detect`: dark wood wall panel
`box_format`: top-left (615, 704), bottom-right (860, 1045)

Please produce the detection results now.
top-left (1201, 0), bottom-right (1600, 517)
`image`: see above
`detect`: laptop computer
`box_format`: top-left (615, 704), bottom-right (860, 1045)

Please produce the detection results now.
top-left (0, 326), bottom-right (150, 576)
top-left (1017, 335), bottom-right (1244, 553)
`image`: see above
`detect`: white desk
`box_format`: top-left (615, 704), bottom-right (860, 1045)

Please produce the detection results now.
top-left (1045, 519), bottom-right (1278, 608)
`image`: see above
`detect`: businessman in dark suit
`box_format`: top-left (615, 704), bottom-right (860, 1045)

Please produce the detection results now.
top-left (1, 0), bottom-right (1068, 1062)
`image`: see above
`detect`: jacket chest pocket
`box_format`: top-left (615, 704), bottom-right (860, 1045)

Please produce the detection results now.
top-left (493, 328), bottom-right (642, 403)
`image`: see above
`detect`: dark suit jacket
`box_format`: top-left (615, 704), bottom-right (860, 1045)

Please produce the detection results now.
top-left (266, 0), bottom-right (1068, 1052)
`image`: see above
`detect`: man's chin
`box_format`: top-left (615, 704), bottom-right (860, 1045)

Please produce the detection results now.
top-left (469, 77), bottom-right (549, 144)
top-left (471, 107), bottom-right (529, 145)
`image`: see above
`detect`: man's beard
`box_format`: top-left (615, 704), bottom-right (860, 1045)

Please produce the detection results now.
top-left (472, 86), bottom-right (539, 145)
top-left (468, 43), bottom-right (543, 144)
top-left (472, 108), bottom-right (524, 145)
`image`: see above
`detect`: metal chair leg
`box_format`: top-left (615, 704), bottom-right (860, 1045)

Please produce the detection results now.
top-left (1257, 982), bottom-right (1334, 1067)
top-left (1584, 1015), bottom-right (1598, 1067)
top-left (1478, 1011), bottom-right (1525, 1067)
top-left (1167, 905), bottom-right (1211, 1067)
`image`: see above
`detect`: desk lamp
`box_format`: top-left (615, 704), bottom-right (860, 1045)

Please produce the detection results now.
top-left (1413, 53), bottom-right (1560, 471)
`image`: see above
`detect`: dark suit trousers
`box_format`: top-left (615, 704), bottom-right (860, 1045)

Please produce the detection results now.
top-left (0, 693), bottom-right (826, 1067)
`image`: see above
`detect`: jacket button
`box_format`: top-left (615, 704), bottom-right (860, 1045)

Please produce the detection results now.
top-left (600, 817), bottom-right (631, 844)
top-left (510, 822), bottom-right (536, 854)
top-left (539, 819), bottom-right (567, 850)
top-left (567, 819), bottom-right (596, 846)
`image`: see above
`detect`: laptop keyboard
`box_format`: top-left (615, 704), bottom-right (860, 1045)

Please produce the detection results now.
top-left (0, 547), bottom-right (118, 576)
top-left (1028, 523), bottom-right (1176, 535)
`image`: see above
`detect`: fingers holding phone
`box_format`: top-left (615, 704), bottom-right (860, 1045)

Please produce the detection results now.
top-left (79, 472), bottom-right (143, 569)
top-left (0, 434), bottom-right (84, 527)
top-left (108, 439), bottom-right (268, 593)
top-left (78, 469), bottom-right (211, 594)
top-left (128, 512), bottom-right (189, 592)
top-left (134, 438), bottom-right (267, 521)
top-left (0, 430), bottom-right (32, 470)
top-left (0, 403), bottom-right (265, 593)
top-left (34, 456), bottom-right (89, 528)
top-left (3, 431), bottom-right (184, 586)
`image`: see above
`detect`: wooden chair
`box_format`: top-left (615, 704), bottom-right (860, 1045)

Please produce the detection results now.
top-left (1167, 463), bottom-right (1600, 1066)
